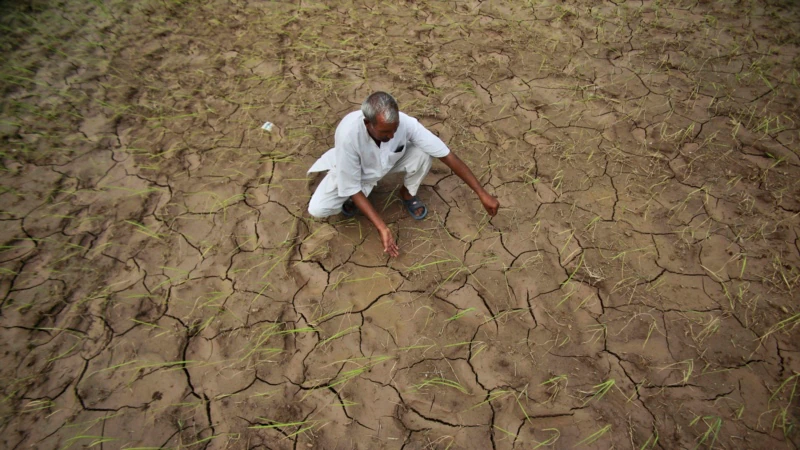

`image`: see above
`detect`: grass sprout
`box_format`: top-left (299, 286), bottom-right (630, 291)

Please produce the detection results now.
top-left (580, 379), bottom-right (615, 405)
top-left (690, 415), bottom-right (721, 449)
top-left (412, 377), bottom-right (469, 395)
top-left (574, 424), bottom-right (611, 447)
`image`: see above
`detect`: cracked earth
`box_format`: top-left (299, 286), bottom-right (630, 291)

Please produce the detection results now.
top-left (1, 0), bottom-right (800, 449)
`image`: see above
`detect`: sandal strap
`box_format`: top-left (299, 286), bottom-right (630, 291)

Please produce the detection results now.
top-left (405, 198), bottom-right (423, 209)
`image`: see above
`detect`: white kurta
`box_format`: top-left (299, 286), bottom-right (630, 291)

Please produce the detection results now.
top-left (307, 111), bottom-right (450, 218)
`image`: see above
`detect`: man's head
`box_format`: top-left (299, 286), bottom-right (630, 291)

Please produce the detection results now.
top-left (362, 91), bottom-right (399, 143)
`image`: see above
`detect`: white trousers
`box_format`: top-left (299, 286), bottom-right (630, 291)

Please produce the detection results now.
top-left (307, 145), bottom-right (434, 218)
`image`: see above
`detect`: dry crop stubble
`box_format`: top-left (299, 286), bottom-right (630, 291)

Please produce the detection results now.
top-left (1, 0), bottom-right (800, 449)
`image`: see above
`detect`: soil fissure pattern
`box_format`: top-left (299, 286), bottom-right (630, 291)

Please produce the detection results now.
top-left (0, 1), bottom-right (799, 449)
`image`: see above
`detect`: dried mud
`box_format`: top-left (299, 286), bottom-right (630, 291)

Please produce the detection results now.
top-left (1, 1), bottom-right (799, 449)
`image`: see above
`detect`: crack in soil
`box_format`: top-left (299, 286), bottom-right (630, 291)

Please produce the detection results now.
top-left (1, 1), bottom-right (799, 449)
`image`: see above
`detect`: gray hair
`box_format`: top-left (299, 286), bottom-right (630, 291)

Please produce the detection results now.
top-left (361, 92), bottom-right (399, 124)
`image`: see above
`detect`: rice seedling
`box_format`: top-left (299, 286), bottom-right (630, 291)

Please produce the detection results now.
top-left (319, 325), bottom-right (359, 346)
top-left (412, 377), bottom-right (470, 395)
top-left (308, 307), bottom-right (350, 327)
top-left (580, 379), bottom-right (615, 405)
top-left (249, 418), bottom-right (322, 440)
top-left (759, 312), bottom-right (800, 342)
top-left (445, 307), bottom-right (476, 322)
top-left (690, 415), bottom-right (721, 449)
top-left (19, 399), bottom-right (55, 414)
top-left (767, 372), bottom-right (799, 438)
top-left (178, 433), bottom-right (240, 448)
top-left (469, 341), bottom-right (488, 361)
top-left (561, 253), bottom-right (584, 287)
top-left (533, 428), bottom-right (561, 448)
top-left (46, 340), bottom-right (81, 364)
top-left (511, 387), bottom-right (537, 427)
top-left (442, 340), bottom-right (475, 350)
top-left (583, 323), bottom-right (607, 345)
top-left (692, 315), bottom-right (721, 343)
top-left (397, 343), bottom-right (437, 354)
top-left (467, 389), bottom-right (512, 411)
top-left (556, 285), bottom-right (576, 308)
top-left (303, 355), bottom-right (393, 399)
top-left (335, 271), bottom-right (392, 289)
top-left (574, 424), bottom-right (611, 447)
top-left (540, 374), bottom-right (568, 403)
top-left (61, 434), bottom-right (118, 449)
top-left (124, 220), bottom-right (164, 240)
top-left (494, 424), bottom-right (519, 440)
top-left (734, 404), bottom-right (745, 420)
top-left (660, 359), bottom-right (694, 386)
top-left (239, 323), bottom-right (315, 362)
top-left (642, 319), bottom-right (659, 350)
top-left (640, 429), bottom-right (659, 449)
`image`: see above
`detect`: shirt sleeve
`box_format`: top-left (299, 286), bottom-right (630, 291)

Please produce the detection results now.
top-left (334, 136), bottom-right (363, 198)
top-left (406, 115), bottom-right (450, 158)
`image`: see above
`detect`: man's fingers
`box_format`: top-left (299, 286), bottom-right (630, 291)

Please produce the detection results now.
top-left (480, 194), bottom-right (500, 217)
top-left (385, 244), bottom-right (399, 257)
top-left (382, 235), bottom-right (400, 257)
top-left (485, 202), bottom-right (498, 216)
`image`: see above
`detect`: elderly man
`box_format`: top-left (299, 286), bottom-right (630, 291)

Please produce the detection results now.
top-left (308, 92), bottom-right (499, 257)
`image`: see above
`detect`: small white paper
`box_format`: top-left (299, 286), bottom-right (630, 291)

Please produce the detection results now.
top-left (261, 121), bottom-right (273, 132)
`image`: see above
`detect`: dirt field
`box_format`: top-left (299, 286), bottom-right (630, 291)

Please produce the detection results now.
top-left (1, 0), bottom-right (799, 448)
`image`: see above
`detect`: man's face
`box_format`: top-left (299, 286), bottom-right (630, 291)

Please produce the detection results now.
top-left (364, 114), bottom-right (399, 143)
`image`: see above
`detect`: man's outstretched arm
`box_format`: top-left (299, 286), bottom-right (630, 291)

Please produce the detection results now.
top-left (350, 191), bottom-right (400, 257)
top-left (439, 152), bottom-right (499, 216)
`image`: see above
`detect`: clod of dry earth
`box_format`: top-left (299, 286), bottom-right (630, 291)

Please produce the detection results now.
top-left (1, 0), bottom-right (799, 449)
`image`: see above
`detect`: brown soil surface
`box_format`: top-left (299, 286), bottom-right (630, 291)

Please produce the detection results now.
top-left (1, 1), bottom-right (799, 449)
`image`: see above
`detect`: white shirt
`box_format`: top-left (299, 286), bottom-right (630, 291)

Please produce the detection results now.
top-left (309, 111), bottom-right (450, 198)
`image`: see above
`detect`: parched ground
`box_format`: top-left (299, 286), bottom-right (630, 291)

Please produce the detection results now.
top-left (1, 0), bottom-right (799, 449)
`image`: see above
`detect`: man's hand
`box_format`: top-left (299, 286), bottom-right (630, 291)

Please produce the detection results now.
top-left (378, 226), bottom-right (399, 257)
top-left (439, 153), bottom-right (500, 217)
top-left (351, 192), bottom-right (399, 257)
top-left (480, 191), bottom-right (500, 216)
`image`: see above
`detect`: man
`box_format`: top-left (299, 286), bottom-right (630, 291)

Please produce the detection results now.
top-left (308, 92), bottom-right (499, 257)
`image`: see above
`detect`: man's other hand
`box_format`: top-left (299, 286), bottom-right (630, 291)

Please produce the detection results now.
top-left (480, 192), bottom-right (500, 216)
top-left (378, 226), bottom-right (400, 257)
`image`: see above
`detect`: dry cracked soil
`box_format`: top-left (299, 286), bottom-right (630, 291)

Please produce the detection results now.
top-left (1, 0), bottom-right (799, 449)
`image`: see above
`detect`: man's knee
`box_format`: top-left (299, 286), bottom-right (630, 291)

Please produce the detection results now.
top-left (403, 152), bottom-right (433, 177)
top-left (308, 178), bottom-right (339, 218)
top-left (407, 149), bottom-right (432, 170)
top-left (308, 201), bottom-right (334, 219)
top-left (418, 154), bottom-right (433, 171)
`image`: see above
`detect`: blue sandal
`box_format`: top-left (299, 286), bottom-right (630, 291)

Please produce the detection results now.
top-left (403, 196), bottom-right (428, 220)
top-left (341, 198), bottom-right (358, 217)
